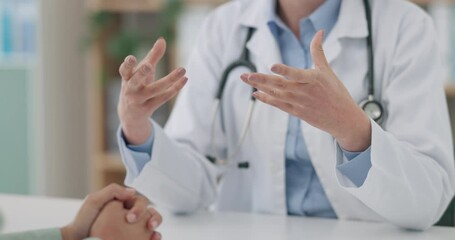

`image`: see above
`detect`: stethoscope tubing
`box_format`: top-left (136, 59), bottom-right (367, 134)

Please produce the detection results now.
top-left (207, 0), bottom-right (383, 168)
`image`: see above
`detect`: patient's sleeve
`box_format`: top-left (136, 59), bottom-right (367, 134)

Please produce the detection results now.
top-left (0, 228), bottom-right (101, 240)
top-left (0, 228), bottom-right (62, 240)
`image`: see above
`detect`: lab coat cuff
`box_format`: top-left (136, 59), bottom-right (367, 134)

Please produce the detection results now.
top-left (341, 148), bottom-right (362, 161)
top-left (125, 129), bottom-right (155, 154)
top-left (117, 120), bottom-right (157, 184)
top-left (336, 147), bottom-right (372, 187)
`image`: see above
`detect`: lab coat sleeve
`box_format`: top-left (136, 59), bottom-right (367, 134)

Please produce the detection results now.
top-left (335, 14), bottom-right (455, 230)
top-left (117, 124), bottom-right (155, 182)
top-left (118, 6), bottom-right (232, 213)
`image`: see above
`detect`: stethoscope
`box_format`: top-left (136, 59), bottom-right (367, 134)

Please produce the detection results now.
top-left (207, 0), bottom-right (383, 169)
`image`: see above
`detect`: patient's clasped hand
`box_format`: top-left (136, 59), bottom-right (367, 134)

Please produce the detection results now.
top-left (61, 184), bottom-right (163, 240)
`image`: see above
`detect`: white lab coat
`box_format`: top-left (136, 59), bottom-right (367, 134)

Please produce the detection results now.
top-left (119, 0), bottom-right (455, 230)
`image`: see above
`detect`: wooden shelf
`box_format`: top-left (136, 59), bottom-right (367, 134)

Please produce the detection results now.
top-left (86, 0), bottom-right (228, 13)
top-left (93, 152), bottom-right (126, 189)
top-left (446, 84), bottom-right (455, 98)
top-left (86, 0), bottom-right (164, 13)
top-left (96, 152), bottom-right (125, 173)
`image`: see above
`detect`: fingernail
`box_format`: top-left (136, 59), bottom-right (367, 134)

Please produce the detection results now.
top-left (271, 65), bottom-right (280, 73)
top-left (125, 56), bottom-right (133, 65)
top-left (126, 188), bottom-right (136, 194)
top-left (142, 65), bottom-right (151, 73)
top-left (154, 37), bottom-right (164, 46)
top-left (183, 77), bottom-right (188, 83)
top-left (177, 67), bottom-right (186, 75)
top-left (249, 75), bottom-right (258, 81)
top-left (151, 220), bottom-right (159, 229)
top-left (240, 73), bottom-right (248, 80)
top-left (127, 213), bottom-right (137, 223)
top-left (157, 232), bottom-right (162, 240)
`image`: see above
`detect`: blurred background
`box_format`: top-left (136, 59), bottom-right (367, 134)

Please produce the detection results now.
top-left (0, 0), bottom-right (454, 201)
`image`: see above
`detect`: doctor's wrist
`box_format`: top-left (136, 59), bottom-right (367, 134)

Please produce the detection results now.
top-left (121, 120), bottom-right (153, 146)
top-left (334, 110), bottom-right (372, 152)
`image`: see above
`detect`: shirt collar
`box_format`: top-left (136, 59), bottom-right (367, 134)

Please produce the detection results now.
top-left (267, 0), bottom-right (341, 38)
top-left (307, 0), bottom-right (341, 33)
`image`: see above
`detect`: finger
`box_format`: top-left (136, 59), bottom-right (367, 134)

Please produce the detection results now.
top-left (241, 73), bottom-right (298, 93)
top-left (147, 207), bottom-right (163, 231)
top-left (150, 232), bottom-right (162, 240)
top-left (146, 37), bottom-right (167, 67)
top-left (310, 30), bottom-right (329, 70)
top-left (242, 74), bottom-right (287, 99)
top-left (135, 38), bottom-right (167, 71)
top-left (145, 77), bottom-right (188, 108)
top-left (129, 64), bottom-right (153, 91)
top-left (119, 55), bottom-right (137, 81)
top-left (133, 39), bottom-right (166, 85)
top-left (143, 67), bottom-right (186, 99)
top-left (270, 64), bottom-right (313, 83)
top-left (84, 184), bottom-right (136, 210)
top-left (253, 91), bottom-right (301, 117)
top-left (126, 195), bottom-right (150, 223)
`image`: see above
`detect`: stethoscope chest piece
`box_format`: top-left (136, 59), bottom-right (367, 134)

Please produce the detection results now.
top-left (360, 94), bottom-right (384, 123)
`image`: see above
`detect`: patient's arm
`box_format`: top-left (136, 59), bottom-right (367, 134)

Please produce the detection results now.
top-left (90, 200), bottom-right (159, 240)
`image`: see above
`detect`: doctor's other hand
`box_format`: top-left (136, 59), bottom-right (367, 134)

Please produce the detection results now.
top-left (241, 30), bottom-right (371, 152)
top-left (118, 38), bottom-right (188, 145)
top-left (60, 184), bottom-right (137, 240)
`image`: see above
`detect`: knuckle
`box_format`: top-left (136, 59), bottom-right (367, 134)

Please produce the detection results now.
top-left (85, 193), bottom-right (100, 206)
top-left (162, 91), bottom-right (174, 102)
top-left (261, 95), bottom-right (270, 104)
top-left (276, 81), bottom-right (285, 89)
top-left (107, 183), bottom-right (121, 191)
top-left (119, 65), bottom-right (126, 76)
top-left (287, 104), bottom-right (297, 116)
top-left (271, 88), bottom-right (279, 97)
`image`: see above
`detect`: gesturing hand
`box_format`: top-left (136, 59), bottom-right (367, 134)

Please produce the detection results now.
top-left (118, 38), bottom-right (188, 145)
top-left (241, 30), bottom-right (371, 152)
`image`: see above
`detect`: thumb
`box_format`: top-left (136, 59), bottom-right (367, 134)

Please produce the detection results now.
top-left (310, 30), bottom-right (329, 70)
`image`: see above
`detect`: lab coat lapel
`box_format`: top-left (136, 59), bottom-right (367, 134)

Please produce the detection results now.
top-left (319, 0), bottom-right (368, 66)
top-left (247, 25), bottom-right (288, 215)
top-left (238, 0), bottom-right (282, 71)
top-left (246, 25), bottom-right (283, 72)
top-left (238, 0), bottom-right (288, 214)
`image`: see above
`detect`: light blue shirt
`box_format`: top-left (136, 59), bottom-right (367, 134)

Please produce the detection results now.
top-left (119, 0), bottom-right (372, 218)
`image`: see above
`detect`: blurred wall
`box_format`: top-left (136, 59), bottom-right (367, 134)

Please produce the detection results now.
top-left (36, 0), bottom-right (88, 198)
top-left (0, 68), bottom-right (30, 194)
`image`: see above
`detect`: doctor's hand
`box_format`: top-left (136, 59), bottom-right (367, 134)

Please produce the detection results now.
top-left (241, 30), bottom-right (371, 152)
top-left (118, 38), bottom-right (188, 145)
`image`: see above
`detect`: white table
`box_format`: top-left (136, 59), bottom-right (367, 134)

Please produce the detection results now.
top-left (1, 194), bottom-right (454, 240)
